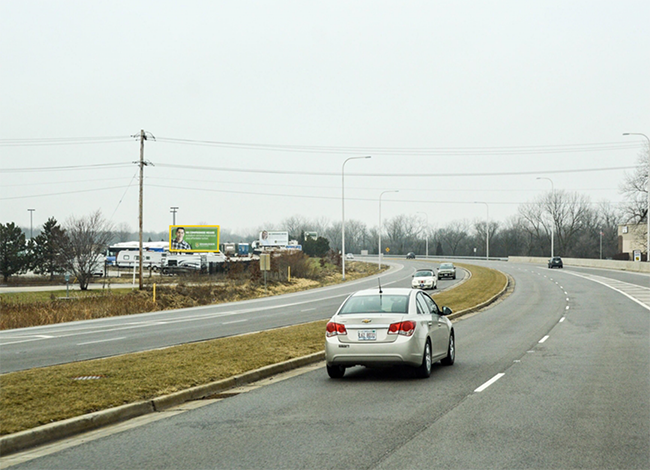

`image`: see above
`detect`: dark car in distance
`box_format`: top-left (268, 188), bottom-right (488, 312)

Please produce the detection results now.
top-left (406, 252), bottom-right (415, 259)
top-left (548, 256), bottom-right (563, 268)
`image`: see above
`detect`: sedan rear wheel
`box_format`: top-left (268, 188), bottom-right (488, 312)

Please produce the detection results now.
top-left (415, 341), bottom-right (432, 378)
top-left (327, 364), bottom-right (346, 379)
top-left (441, 332), bottom-right (455, 366)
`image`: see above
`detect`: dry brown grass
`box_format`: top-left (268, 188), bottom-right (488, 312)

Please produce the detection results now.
top-left (0, 321), bottom-right (327, 435)
top-left (0, 260), bottom-right (383, 330)
top-left (431, 263), bottom-right (507, 312)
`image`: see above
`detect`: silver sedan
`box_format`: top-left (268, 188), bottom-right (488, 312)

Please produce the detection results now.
top-left (325, 287), bottom-right (455, 379)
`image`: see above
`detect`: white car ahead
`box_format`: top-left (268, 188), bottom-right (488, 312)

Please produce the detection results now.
top-left (411, 269), bottom-right (437, 290)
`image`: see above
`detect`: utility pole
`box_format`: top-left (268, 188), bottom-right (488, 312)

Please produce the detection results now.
top-left (135, 130), bottom-right (154, 290)
top-left (170, 206), bottom-right (178, 226)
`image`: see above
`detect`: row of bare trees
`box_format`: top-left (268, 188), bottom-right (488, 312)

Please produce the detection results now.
top-left (272, 190), bottom-right (623, 259)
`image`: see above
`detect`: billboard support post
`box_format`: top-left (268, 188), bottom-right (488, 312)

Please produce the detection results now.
top-left (260, 253), bottom-right (271, 294)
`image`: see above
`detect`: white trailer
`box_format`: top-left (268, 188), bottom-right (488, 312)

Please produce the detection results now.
top-left (116, 250), bottom-right (164, 270)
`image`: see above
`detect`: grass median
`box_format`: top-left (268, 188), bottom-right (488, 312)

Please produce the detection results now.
top-left (1, 262), bottom-right (507, 436)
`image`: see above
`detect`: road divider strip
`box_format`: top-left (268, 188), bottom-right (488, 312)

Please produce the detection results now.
top-left (0, 352), bottom-right (325, 457)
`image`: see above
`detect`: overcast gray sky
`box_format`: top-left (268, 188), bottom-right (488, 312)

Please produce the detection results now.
top-left (1, 1), bottom-right (649, 238)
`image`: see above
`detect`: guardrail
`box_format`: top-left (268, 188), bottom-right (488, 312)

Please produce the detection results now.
top-left (508, 256), bottom-right (650, 274)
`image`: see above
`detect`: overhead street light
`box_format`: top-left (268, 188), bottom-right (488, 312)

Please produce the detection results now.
top-left (474, 202), bottom-right (489, 260)
top-left (379, 190), bottom-right (399, 270)
top-left (623, 133), bottom-right (650, 262)
top-left (342, 156), bottom-right (371, 280)
top-left (536, 177), bottom-right (555, 259)
top-left (28, 209), bottom-right (35, 239)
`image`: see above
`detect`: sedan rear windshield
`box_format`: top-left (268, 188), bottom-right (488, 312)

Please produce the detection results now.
top-left (414, 271), bottom-right (433, 277)
top-left (339, 295), bottom-right (409, 314)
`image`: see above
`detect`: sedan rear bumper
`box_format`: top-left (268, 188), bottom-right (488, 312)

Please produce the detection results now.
top-left (325, 337), bottom-right (425, 367)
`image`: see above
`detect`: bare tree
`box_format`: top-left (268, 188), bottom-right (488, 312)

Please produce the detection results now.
top-left (114, 222), bottom-right (132, 243)
top-left (436, 220), bottom-right (470, 256)
top-left (324, 221), bottom-right (342, 252)
top-left (473, 220), bottom-right (500, 257)
top-left (282, 214), bottom-right (310, 240)
top-left (499, 216), bottom-right (528, 257)
top-left (518, 201), bottom-right (549, 256)
top-left (620, 143), bottom-right (649, 224)
top-left (384, 214), bottom-right (420, 254)
top-left (63, 211), bottom-right (114, 290)
top-left (345, 219), bottom-right (369, 253)
top-left (545, 190), bottom-right (593, 256)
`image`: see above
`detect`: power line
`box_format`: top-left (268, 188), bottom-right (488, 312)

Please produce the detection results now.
top-left (0, 185), bottom-right (133, 200)
top-left (156, 162), bottom-right (635, 177)
top-left (1, 176), bottom-right (133, 187)
top-left (0, 136), bottom-right (133, 147)
top-left (146, 176), bottom-right (617, 193)
top-left (156, 136), bottom-right (640, 156)
top-left (0, 163), bottom-right (133, 173)
top-left (146, 183), bottom-right (621, 206)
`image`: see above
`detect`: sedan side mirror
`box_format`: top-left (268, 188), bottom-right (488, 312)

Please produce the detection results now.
top-left (441, 306), bottom-right (453, 316)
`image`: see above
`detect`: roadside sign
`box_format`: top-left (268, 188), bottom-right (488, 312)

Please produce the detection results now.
top-left (260, 253), bottom-right (271, 271)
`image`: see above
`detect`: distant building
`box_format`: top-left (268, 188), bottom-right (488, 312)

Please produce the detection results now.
top-left (618, 223), bottom-right (648, 261)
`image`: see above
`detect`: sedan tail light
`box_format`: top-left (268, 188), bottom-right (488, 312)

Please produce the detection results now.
top-left (326, 322), bottom-right (347, 337)
top-left (387, 320), bottom-right (416, 336)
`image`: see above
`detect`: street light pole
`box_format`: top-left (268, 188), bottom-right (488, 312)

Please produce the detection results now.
top-left (474, 202), bottom-right (489, 260)
top-left (417, 211), bottom-right (429, 259)
top-left (342, 156), bottom-right (371, 280)
top-left (537, 177), bottom-right (555, 258)
top-left (379, 190), bottom-right (399, 270)
top-left (623, 133), bottom-right (650, 261)
top-left (600, 230), bottom-right (603, 260)
top-left (28, 209), bottom-right (35, 239)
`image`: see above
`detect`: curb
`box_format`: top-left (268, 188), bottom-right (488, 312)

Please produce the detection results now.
top-left (0, 352), bottom-right (325, 457)
top-left (448, 272), bottom-right (512, 321)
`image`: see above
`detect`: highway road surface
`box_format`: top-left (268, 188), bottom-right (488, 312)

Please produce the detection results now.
top-left (0, 258), bottom-right (465, 373)
top-left (2, 260), bottom-right (648, 469)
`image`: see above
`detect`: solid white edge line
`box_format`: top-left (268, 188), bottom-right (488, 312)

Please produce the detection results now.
top-left (562, 271), bottom-right (650, 312)
top-left (474, 373), bottom-right (505, 393)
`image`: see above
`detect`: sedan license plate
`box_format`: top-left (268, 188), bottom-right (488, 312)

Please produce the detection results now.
top-left (358, 330), bottom-right (377, 341)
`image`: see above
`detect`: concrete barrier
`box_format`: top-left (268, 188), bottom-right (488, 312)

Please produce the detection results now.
top-left (508, 256), bottom-right (650, 274)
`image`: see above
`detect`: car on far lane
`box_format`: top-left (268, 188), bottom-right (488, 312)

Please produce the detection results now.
top-left (325, 287), bottom-right (455, 379)
top-left (437, 262), bottom-right (456, 280)
top-left (345, 253), bottom-right (355, 260)
top-left (548, 256), bottom-right (563, 268)
top-left (406, 252), bottom-right (416, 259)
top-left (411, 269), bottom-right (437, 290)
